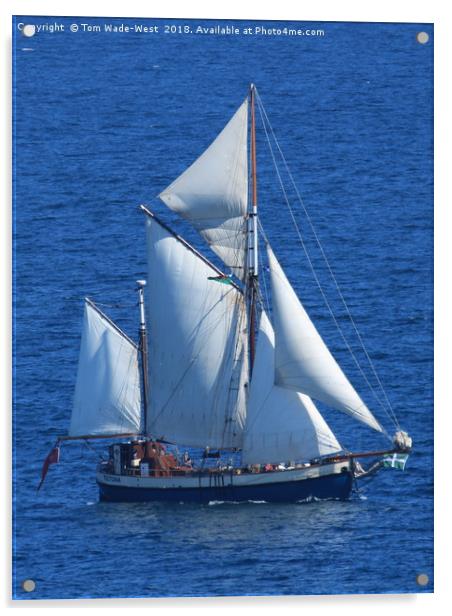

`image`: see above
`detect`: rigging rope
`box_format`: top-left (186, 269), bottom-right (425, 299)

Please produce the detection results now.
top-left (257, 224), bottom-right (271, 316)
top-left (255, 89), bottom-right (399, 436)
top-left (83, 439), bottom-right (106, 462)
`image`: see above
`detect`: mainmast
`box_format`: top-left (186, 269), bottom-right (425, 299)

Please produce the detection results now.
top-left (248, 83), bottom-right (259, 372)
top-left (137, 279), bottom-right (149, 435)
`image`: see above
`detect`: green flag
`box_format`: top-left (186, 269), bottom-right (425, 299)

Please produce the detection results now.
top-left (383, 453), bottom-right (409, 470)
top-left (207, 275), bottom-right (233, 285)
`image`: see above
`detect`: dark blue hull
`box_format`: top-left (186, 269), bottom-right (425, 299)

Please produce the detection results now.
top-left (98, 471), bottom-right (353, 503)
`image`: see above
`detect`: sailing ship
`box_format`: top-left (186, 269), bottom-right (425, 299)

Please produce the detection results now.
top-left (40, 85), bottom-right (412, 503)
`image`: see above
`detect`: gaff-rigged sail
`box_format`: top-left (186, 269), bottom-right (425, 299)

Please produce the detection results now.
top-left (70, 300), bottom-right (142, 437)
top-left (242, 311), bottom-right (341, 465)
top-left (159, 99), bottom-right (248, 280)
top-left (267, 245), bottom-right (383, 433)
top-left (144, 210), bottom-right (248, 449)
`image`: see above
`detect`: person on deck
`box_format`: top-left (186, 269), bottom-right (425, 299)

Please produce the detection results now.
top-left (182, 451), bottom-right (192, 467)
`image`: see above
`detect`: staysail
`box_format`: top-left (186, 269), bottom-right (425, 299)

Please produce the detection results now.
top-left (143, 209), bottom-right (247, 449)
top-left (70, 300), bottom-right (142, 436)
top-left (159, 99), bottom-right (248, 280)
top-left (242, 311), bottom-right (341, 465)
top-left (267, 246), bottom-right (383, 433)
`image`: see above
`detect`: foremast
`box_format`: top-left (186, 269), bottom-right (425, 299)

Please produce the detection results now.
top-left (136, 279), bottom-right (149, 436)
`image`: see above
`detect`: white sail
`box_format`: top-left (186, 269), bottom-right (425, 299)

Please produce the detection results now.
top-left (267, 246), bottom-right (383, 433)
top-left (242, 311), bottom-right (341, 465)
top-left (144, 212), bottom-right (247, 448)
top-left (70, 300), bottom-right (142, 437)
top-left (159, 99), bottom-right (248, 280)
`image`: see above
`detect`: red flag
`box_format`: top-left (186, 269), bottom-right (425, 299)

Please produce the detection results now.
top-left (37, 445), bottom-right (60, 491)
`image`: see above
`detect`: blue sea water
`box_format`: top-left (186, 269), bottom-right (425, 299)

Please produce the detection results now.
top-left (12, 17), bottom-right (433, 600)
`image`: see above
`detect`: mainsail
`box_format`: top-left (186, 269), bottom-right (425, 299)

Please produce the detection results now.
top-left (159, 99), bottom-right (248, 280)
top-left (243, 311), bottom-right (341, 465)
top-left (267, 245), bottom-right (383, 433)
top-left (70, 300), bottom-right (142, 437)
top-left (144, 210), bottom-right (247, 449)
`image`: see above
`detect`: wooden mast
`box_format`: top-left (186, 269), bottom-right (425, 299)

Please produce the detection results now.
top-left (249, 83), bottom-right (258, 372)
top-left (137, 279), bottom-right (149, 436)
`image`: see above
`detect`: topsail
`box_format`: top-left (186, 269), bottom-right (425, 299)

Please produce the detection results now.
top-left (159, 99), bottom-right (248, 280)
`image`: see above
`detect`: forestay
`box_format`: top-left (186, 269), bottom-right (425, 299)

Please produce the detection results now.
top-left (159, 99), bottom-right (248, 280)
top-left (144, 213), bottom-right (247, 449)
top-left (70, 300), bottom-right (142, 436)
top-left (267, 246), bottom-right (383, 433)
top-left (242, 311), bottom-right (341, 465)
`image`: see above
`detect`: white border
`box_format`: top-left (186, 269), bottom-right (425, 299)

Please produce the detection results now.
top-left (2, 0), bottom-right (450, 613)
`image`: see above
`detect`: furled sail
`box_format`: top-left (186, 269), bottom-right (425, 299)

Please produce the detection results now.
top-left (70, 300), bottom-right (142, 437)
top-left (267, 246), bottom-right (383, 433)
top-left (242, 311), bottom-right (341, 465)
top-left (159, 99), bottom-right (248, 280)
top-left (144, 210), bottom-right (247, 448)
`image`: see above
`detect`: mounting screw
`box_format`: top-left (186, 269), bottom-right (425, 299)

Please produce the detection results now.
top-left (416, 573), bottom-right (429, 586)
top-left (416, 32), bottom-right (429, 44)
top-left (22, 579), bottom-right (36, 592)
top-left (22, 24), bottom-right (36, 37)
